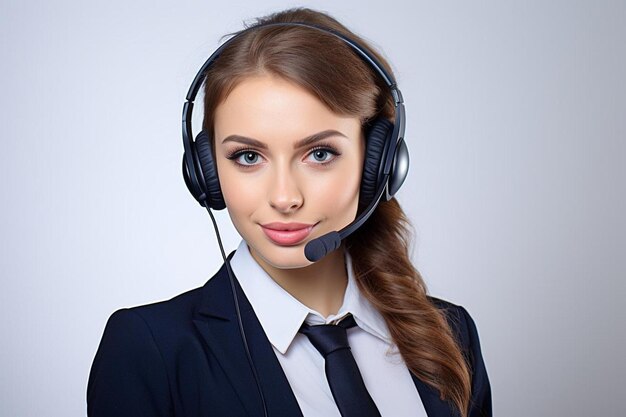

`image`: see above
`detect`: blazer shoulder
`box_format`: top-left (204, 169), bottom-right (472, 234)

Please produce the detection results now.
top-left (426, 295), bottom-right (481, 357)
top-left (91, 284), bottom-right (207, 375)
top-left (124, 284), bottom-right (204, 323)
top-left (87, 307), bottom-right (174, 416)
top-left (427, 296), bottom-right (473, 340)
top-left (87, 284), bottom-right (208, 416)
top-left (427, 295), bottom-right (493, 417)
top-left (90, 283), bottom-right (205, 366)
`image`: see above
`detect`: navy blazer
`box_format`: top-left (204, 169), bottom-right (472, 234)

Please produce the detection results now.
top-left (87, 252), bottom-right (492, 417)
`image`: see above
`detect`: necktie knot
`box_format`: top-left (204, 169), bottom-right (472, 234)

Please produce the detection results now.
top-left (298, 315), bottom-right (358, 358)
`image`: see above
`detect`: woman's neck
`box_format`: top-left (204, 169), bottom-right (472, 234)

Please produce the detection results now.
top-left (249, 245), bottom-right (348, 318)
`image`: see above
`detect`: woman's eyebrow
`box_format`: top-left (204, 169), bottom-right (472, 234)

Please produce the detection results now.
top-left (221, 129), bottom-right (348, 149)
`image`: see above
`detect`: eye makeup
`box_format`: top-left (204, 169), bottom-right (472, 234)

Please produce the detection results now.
top-left (224, 141), bottom-right (342, 169)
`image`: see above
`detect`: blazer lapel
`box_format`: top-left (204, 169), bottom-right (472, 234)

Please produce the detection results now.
top-left (192, 253), bottom-right (303, 417)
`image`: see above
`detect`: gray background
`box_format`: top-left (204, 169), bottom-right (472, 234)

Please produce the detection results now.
top-left (1, 0), bottom-right (624, 416)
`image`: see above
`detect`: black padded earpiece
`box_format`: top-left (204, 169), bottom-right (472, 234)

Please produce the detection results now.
top-left (359, 118), bottom-right (393, 209)
top-left (194, 130), bottom-right (226, 210)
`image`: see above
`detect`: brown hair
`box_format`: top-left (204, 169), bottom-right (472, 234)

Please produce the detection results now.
top-left (201, 7), bottom-right (472, 416)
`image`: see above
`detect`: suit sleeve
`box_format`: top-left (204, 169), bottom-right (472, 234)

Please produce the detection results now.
top-left (87, 308), bottom-right (173, 417)
top-left (458, 305), bottom-right (492, 417)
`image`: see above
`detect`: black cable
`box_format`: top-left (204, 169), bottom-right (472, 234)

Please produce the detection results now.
top-left (204, 204), bottom-right (269, 417)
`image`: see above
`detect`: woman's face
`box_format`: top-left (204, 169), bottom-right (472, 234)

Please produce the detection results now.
top-left (213, 74), bottom-right (365, 269)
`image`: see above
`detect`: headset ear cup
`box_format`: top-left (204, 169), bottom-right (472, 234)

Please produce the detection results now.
top-left (387, 137), bottom-right (409, 200)
top-left (359, 118), bottom-right (393, 210)
top-left (194, 130), bottom-right (227, 210)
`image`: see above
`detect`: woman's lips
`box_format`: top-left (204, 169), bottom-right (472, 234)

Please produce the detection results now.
top-left (260, 223), bottom-right (315, 246)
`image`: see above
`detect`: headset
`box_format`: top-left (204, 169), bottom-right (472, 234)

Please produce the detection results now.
top-left (181, 21), bottom-right (409, 417)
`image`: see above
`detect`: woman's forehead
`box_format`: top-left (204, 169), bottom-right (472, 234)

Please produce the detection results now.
top-left (214, 74), bottom-right (361, 145)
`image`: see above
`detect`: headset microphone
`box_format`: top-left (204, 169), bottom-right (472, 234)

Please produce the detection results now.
top-left (304, 179), bottom-right (387, 262)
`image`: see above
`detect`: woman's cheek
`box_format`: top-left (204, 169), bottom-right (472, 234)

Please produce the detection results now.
top-left (332, 160), bottom-right (362, 204)
top-left (223, 181), bottom-right (254, 214)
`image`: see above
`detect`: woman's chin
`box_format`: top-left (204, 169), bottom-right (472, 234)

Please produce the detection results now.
top-left (250, 242), bottom-right (314, 270)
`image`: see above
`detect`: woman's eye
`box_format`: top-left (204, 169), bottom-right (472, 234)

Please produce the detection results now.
top-left (306, 148), bottom-right (338, 164)
top-left (228, 150), bottom-right (262, 167)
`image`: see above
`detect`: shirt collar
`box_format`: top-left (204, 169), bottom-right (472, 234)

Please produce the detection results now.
top-left (229, 239), bottom-right (391, 354)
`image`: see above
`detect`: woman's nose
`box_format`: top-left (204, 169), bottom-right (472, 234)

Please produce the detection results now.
top-left (268, 166), bottom-right (304, 214)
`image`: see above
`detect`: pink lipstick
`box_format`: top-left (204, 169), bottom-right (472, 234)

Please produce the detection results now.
top-left (260, 222), bottom-right (316, 246)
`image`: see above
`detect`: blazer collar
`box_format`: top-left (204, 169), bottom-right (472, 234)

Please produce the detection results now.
top-left (192, 251), bottom-right (456, 417)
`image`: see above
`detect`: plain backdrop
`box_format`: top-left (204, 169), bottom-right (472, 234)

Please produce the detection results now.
top-left (1, 0), bottom-right (624, 416)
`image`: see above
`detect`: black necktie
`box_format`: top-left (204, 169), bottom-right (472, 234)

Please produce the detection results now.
top-left (298, 314), bottom-right (382, 417)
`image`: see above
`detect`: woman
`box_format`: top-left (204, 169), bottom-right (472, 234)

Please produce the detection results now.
top-left (87, 7), bottom-right (491, 417)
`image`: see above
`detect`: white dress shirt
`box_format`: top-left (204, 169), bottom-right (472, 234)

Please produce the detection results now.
top-left (228, 239), bottom-right (427, 417)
